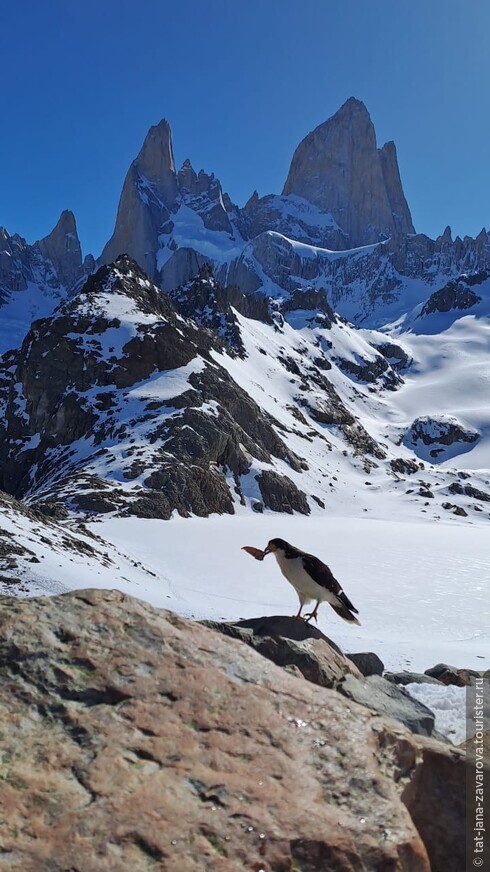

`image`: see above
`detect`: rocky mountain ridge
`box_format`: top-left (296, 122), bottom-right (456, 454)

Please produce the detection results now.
top-left (0, 257), bottom-right (315, 518)
top-left (1, 255), bottom-right (489, 526)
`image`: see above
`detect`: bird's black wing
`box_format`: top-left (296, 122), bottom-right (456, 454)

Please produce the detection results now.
top-left (302, 554), bottom-right (359, 614)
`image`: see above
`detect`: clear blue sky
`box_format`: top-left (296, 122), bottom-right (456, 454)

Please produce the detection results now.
top-left (1, 0), bottom-right (488, 258)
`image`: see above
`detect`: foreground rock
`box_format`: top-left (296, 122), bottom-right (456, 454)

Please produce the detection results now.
top-left (0, 589), bottom-right (469, 871)
top-left (338, 674), bottom-right (435, 738)
top-left (207, 617), bottom-right (436, 737)
top-left (385, 670), bottom-right (444, 687)
top-left (202, 615), bottom-right (361, 688)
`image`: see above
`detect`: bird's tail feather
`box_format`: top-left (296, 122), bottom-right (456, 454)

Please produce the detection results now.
top-left (338, 589), bottom-right (359, 614)
top-left (331, 601), bottom-right (361, 625)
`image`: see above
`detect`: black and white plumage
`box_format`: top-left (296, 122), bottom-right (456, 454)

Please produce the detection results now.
top-left (263, 537), bottom-right (360, 625)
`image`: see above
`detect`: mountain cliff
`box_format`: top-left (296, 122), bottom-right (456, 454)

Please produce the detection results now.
top-left (100, 119), bottom-right (242, 284)
top-left (282, 97), bottom-right (415, 244)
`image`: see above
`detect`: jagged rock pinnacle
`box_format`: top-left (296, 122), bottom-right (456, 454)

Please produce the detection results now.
top-left (35, 209), bottom-right (83, 287)
top-left (135, 119), bottom-right (178, 204)
top-left (282, 98), bottom-right (414, 245)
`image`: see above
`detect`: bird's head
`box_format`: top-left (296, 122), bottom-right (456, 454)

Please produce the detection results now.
top-left (263, 537), bottom-right (288, 557)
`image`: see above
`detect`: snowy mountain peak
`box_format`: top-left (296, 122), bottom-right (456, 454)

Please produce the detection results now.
top-left (0, 210), bottom-right (92, 353)
top-left (35, 208), bottom-right (83, 288)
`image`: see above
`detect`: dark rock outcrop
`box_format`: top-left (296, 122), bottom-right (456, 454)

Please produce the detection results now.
top-left (404, 415), bottom-right (480, 461)
top-left (255, 470), bottom-right (310, 515)
top-left (419, 278), bottom-right (483, 316)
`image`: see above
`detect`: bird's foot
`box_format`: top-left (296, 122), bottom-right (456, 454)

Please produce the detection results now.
top-left (304, 611), bottom-right (318, 623)
top-left (292, 613), bottom-right (306, 621)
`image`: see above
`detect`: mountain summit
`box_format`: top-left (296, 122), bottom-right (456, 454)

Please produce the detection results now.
top-left (282, 97), bottom-right (415, 245)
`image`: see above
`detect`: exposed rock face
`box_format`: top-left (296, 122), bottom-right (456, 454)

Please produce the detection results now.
top-left (100, 120), bottom-right (178, 277)
top-left (0, 256), bottom-right (309, 518)
top-left (255, 469), bottom-right (311, 515)
top-left (282, 98), bottom-right (415, 246)
top-left (0, 588), bottom-right (469, 872)
top-left (34, 209), bottom-right (84, 289)
top-left (379, 140), bottom-right (414, 237)
top-left (135, 118), bottom-right (179, 204)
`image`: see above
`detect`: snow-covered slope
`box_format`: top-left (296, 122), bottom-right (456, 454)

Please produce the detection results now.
top-left (1, 497), bottom-right (487, 674)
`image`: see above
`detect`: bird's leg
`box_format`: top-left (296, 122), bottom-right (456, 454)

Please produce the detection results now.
top-left (304, 601), bottom-right (320, 623)
top-left (293, 602), bottom-right (305, 620)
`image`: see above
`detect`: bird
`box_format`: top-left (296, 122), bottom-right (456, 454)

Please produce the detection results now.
top-left (263, 537), bottom-right (360, 625)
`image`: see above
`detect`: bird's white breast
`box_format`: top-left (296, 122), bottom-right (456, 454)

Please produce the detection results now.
top-left (274, 551), bottom-right (337, 604)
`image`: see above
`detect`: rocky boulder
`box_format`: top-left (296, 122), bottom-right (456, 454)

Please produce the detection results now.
top-left (338, 674), bottom-right (436, 737)
top-left (201, 615), bottom-right (361, 687)
top-left (0, 588), bottom-right (469, 872)
top-left (346, 651), bottom-right (384, 677)
top-left (424, 663), bottom-right (483, 687)
top-left (385, 671), bottom-right (444, 687)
